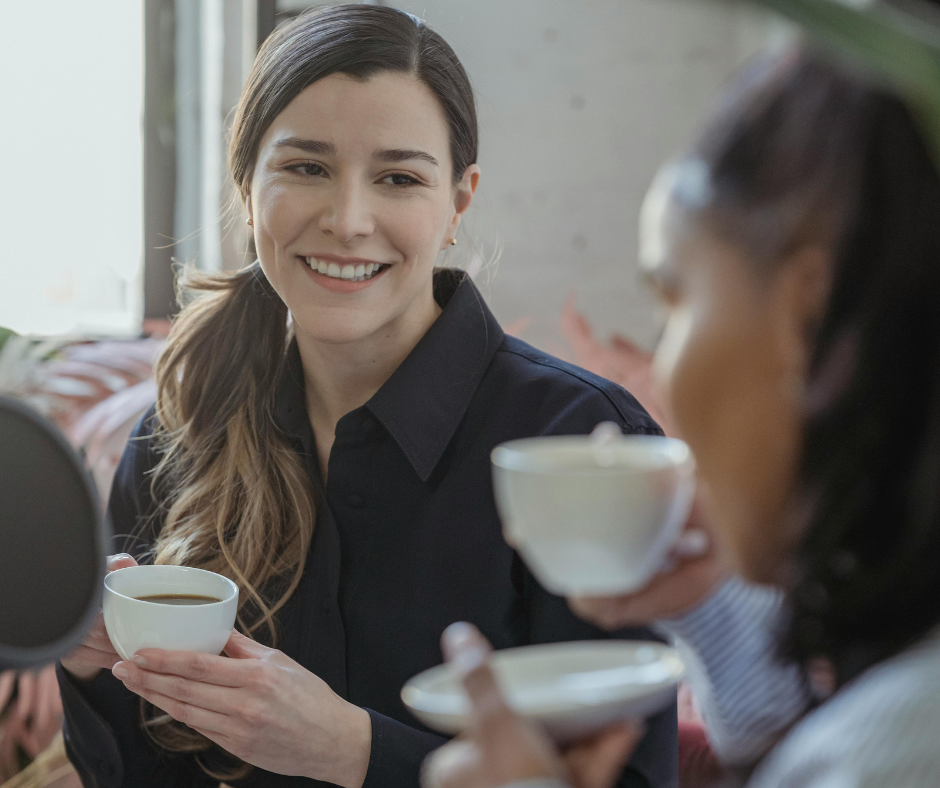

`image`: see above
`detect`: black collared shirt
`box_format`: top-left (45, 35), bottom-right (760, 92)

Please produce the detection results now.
top-left (58, 270), bottom-right (677, 788)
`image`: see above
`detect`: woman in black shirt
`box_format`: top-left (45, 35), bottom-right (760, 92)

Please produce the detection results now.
top-left (56, 6), bottom-right (676, 788)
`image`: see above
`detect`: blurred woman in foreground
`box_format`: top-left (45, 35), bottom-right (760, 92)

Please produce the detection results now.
top-left (424, 49), bottom-right (940, 788)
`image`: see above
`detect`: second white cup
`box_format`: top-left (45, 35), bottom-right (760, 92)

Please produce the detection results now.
top-left (491, 434), bottom-right (695, 597)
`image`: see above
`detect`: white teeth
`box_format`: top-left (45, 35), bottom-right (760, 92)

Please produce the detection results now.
top-left (306, 257), bottom-right (385, 281)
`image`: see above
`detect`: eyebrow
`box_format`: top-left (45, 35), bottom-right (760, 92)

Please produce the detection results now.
top-left (273, 137), bottom-right (438, 167)
top-left (273, 137), bottom-right (336, 155)
top-left (374, 148), bottom-right (439, 167)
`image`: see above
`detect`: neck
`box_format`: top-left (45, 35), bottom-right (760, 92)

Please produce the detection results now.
top-left (296, 289), bottom-right (442, 460)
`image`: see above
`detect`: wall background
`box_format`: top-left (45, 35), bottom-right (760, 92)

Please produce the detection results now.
top-left (280, 0), bottom-right (777, 353)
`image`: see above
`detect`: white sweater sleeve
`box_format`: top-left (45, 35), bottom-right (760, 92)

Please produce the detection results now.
top-left (658, 575), bottom-right (814, 766)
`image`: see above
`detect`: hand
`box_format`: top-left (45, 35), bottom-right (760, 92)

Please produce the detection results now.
top-left (569, 502), bottom-right (726, 631)
top-left (110, 631), bottom-right (372, 788)
top-left (421, 623), bottom-right (640, 788)
top-left (59, 553), bottom-right (139, 681)
top-left (0, 664), bottom-right (64, 779)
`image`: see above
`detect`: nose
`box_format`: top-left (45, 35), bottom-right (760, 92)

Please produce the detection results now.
top-left (318, 179), bottom-right (374, 243)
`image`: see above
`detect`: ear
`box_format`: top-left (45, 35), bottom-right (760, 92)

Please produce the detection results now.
top-left (772, 245), bottom-right (832, 382)
top-left (443, 164), bottom-right (481, 248)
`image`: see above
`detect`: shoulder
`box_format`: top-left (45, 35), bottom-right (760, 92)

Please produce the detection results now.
top-left (484, 335), bottom-right (661, 436)
top-left (751, 633), bottom-right (940, 788)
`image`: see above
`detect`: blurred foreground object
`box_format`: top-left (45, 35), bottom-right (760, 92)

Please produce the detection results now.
top-left (0, 397), bottom-right (108, 671)
top-left (749, 0), bottom-right (940, 161)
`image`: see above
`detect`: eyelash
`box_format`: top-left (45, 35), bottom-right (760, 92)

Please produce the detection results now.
top-left (284, 161), bottom-right (423, 188)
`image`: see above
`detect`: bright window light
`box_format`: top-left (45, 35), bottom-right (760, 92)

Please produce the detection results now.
top-left (0, 0), bottom-right (143, 336)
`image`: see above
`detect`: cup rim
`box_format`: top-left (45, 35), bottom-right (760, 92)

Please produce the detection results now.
top-left (491, 434), bottom-right (693, 476)
top-left (104, 564), bottom-right (239, 606)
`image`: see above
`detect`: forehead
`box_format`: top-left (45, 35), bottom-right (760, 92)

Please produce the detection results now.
top-left (259, 71), bottom-right (451, 160)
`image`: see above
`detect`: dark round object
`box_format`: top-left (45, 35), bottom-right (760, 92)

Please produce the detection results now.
top-left (0, 396), bottom-right (109, 669)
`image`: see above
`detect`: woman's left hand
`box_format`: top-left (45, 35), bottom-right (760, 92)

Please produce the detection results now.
top-left (111, 632), bottom-right (372, 788)
top-left (421, 624), bottom-right (640, 788)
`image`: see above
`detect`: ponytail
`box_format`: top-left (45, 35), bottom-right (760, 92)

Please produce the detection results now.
top-left (143, 262), bottom-right (316, 773)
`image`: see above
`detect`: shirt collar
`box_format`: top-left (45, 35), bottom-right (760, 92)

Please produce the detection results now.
top-left (275, 269), bottom-right (505, 482)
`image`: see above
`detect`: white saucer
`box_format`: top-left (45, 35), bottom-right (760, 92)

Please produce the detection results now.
top-left (401, 640), bottom-right (683, 743)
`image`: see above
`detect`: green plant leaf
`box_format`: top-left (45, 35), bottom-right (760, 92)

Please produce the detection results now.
top-left (0, 326), bottom-right (18, 351)
top-left (746, 0), bottom-right (940, 167)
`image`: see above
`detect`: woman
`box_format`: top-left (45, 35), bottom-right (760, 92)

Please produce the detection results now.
top-left (424, 49), bottom-right (940, 788)
top-left (54, 6), bottom-right (677, 788)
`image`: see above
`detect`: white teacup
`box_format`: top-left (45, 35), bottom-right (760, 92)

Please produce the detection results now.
top-left (491, 434), bottom-right (695, 597)
top-left (103, 565), bottom-right (239, 661)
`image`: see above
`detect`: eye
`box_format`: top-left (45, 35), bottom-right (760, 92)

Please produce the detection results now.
top-left (286, 161), bottom-right (327, 177)
top-left (381, 172), bottom-right (421, 187)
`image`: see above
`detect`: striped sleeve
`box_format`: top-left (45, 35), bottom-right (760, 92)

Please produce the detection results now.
top-left (658, 576), bottom-right (814, 766)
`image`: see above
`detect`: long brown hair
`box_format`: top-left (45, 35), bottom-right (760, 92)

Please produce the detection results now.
top-left (144, 4), bottom-right (479, 774)
top-left (675, 51), bottom-right (940, 686)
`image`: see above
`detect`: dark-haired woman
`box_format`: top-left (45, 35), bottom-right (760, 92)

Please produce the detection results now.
top-left (424, 48), bottom-right (940, 788)
top-left (54, 6), bottom-right (676, 788)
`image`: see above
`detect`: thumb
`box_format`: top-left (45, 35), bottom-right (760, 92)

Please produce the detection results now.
top-left (564, 722), bottom-right (643, 788)
top-left (442, 623), bottom-right (512, 735)
top-left (106, 553), bottom-right (138, 573)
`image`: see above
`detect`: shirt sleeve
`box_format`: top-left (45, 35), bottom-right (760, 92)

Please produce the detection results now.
top-left (362, 709), bottom-right (449, 788)
top-left (657, 576), bottom-right (814, 766)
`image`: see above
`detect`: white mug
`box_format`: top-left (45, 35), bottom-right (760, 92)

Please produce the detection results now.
top-left (103, 565), bottom-right (239, 661)
top-left (491, 434), bottom-right (695, 597)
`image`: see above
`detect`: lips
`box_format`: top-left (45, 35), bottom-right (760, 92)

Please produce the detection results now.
top-left (304, 257), bottom-right (387, 283)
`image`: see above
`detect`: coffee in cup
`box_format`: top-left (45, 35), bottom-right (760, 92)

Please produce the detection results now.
top-left (491, 434), bottom-right (695, 597)
top-left (104, 565), bottom-right (238, 660)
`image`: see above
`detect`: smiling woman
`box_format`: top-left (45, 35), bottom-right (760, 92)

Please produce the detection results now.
top-left (54, 6), bottom-right (676, 788)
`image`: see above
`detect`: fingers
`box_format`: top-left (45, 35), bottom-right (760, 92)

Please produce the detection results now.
top-left (65, 645), bottom-right (123, 673)
top-left (671, 529), bottom-right (710, 559)
top-left (421, 739), bottom-right (483, 788)
top-left (0, 672), bottom-right (15, 714)
top-left (14, 671), bottom-right (36, 725)
top-left (107, 553), bottom-right (138, 572)
top-left (82, 617), bottom-right (119, 654)
top-left (112, 661), bottom-right (234, 715)
top-left (564, 723), bottom-right (642, 788)
top-left (568, 554), bottom-right (724, 630)
top-left (33, 665), bottom-right (63, 737)
top-left (121, 679), bottom-right (232, 736)
top-left (129, 649), bottom-right (248, 688)
top-left (222, 631), bottom-right (270, 661)
top-left (441, 623), bottom-right (512, 739)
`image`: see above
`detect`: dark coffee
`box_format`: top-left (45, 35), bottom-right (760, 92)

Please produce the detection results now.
top-left (134, 594), bottom-right (221, 605)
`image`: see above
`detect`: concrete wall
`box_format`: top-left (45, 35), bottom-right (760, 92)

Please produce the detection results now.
top-left (278, 0), bottom-right (774, 352)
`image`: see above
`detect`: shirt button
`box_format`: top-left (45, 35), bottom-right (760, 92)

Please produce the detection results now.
top-left (346, 494), bottom-right (364, 509)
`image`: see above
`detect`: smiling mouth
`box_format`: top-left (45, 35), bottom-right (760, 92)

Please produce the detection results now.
top-left (304, 257), bottom-right (389, 283)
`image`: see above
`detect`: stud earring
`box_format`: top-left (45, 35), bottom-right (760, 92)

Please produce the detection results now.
top-left (246, 216), bottom-right (253, 226)
top-left (449, 238), bottom-right (457, 246)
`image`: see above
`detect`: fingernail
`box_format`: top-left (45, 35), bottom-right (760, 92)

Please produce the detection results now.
top-left (674, 529), bottom-right (710, 557)
top-left (112, 665), bottom-right (129, 680)
top-left (452, 645), bottom-right (488, 675)
top-left (132, 655), bottom-right (148, 669)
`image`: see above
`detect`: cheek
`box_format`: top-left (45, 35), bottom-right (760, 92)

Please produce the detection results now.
top-left (653, 299), bottom-right (804, 581)
top-left (257, 185), bottom-right (312, 251)
top-left (383, 199), bottom-right (450, 266)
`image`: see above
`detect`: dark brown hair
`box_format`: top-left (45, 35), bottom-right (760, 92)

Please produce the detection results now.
top-left (675, 50), bottom-right (940, 687)
top-left (230, 4), bottom-right (478, 190)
